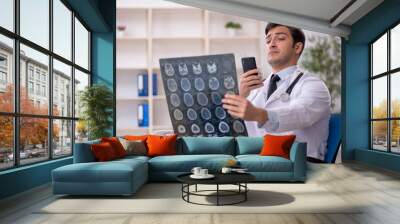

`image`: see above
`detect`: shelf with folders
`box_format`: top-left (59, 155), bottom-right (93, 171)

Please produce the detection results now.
top-left (116, 0), bottom-right (264, 136)
top-left (116, 101), bottom-right (149, 133)
top-left (116, 69), bottom-right (155, 134)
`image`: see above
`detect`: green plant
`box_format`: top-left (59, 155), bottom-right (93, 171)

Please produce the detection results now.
top-left (301, 35), bottom-right (341, 110)
top-left (79, 84), bottom-right (113, 140)
top-left (225, 21), bottom-right (242, 29)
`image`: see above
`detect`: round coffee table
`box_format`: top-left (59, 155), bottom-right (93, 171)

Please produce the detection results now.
top-left (177, 172), bottom-right (255, 206)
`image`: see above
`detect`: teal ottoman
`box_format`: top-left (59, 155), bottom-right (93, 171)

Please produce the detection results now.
top-left (52, 156), bottom-right (148, 196)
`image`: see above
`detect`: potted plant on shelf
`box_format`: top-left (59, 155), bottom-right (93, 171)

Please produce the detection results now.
top-left (225, 21), bottom-right (242, 37)
top-left (117, 24), bottom-right (126, 38)
top-left (79, 84), bottom-right (114, 140)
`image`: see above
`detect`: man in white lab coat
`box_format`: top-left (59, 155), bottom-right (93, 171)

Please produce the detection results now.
top-left (222, 23), bottom-right (331, 162)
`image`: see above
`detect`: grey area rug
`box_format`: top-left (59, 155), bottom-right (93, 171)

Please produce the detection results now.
top-left (37, 183), bottom-right (362, 214)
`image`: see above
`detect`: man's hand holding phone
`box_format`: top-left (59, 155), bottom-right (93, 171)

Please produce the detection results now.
top-left (239, 69), bottom-right (264, 98)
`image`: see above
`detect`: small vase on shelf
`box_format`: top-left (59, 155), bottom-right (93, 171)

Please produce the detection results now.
top-left (227, 28), bottom-right (237, 37)
top-left (225, 21), bottom-right (242, 37)
top-left (117, 25), bottom-right (126, 38)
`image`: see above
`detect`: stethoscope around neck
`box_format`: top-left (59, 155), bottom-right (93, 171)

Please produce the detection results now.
top-left (278, 72), bottom-right (304, 102)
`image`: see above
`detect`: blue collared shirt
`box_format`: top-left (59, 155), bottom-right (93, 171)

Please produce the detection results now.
top-left (274, 65), bottom-right (297, 88)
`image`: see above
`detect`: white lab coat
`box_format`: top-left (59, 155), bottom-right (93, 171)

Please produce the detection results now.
top-left (245, 68), bottom-right (331, 160)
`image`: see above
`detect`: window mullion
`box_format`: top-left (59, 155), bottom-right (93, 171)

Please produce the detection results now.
top-left (388, 29), bottom-right (391, 152)
top-left (71, 10), bottom-right (76, 153)
top-left (13, 0), bottom-right (20, 167)
top-left (370, 45), bottom-right (373, 149)
top-left (49, 0), bottom-right (54, 160)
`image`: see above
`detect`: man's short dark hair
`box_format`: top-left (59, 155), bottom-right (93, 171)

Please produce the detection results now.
top-left (265, 23), bottom-right (305, 55)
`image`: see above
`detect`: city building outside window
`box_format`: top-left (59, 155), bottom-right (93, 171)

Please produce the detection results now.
top-left (35, 83), bottom-right (40, 95)
top-left (28, 67), bottom-right (34, 80)
top-left (0, 71), bottom-right (6, 83)
top-left (0, 54), bottom-right (7, 67)
top-left (0, 54), bottom-right (7, 89)
top-left (35, 70), bottom-right (40, 81)
top-left (28, 81), bottom-right (34, 94)
top-left (42, 85), bottom-right (46, 97)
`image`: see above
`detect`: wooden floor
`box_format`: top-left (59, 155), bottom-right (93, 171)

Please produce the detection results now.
top-left (1, 162), bottom-right (400, 224)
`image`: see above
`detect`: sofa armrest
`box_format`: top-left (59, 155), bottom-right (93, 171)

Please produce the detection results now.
top-left (73, 140), bottom-right (100, 163)
top-left (289, 142), bottom-right (307, 182)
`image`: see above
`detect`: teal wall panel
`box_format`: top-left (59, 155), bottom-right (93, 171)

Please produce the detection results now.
top-left (92, 33), bottom-right (114, 87)
top-left (91, 0), bottom-right (116, 135)
top-left (92, 32), bottom-right (115, 135)
top-left (355, 149), bottom-right (400, 172)
top-left (0, 158), bottom-right (72, 199)
top-left (65, 0), bottom-right (110, 32)
top-left (343, 44), bottom-right (369, 160)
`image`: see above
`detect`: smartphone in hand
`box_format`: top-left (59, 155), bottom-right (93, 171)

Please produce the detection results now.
top-left (241, 57), bottom-right (257, 73)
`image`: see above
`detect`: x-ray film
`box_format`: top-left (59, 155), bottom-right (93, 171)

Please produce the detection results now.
top-left (159, 54), bottom-right (248, 137)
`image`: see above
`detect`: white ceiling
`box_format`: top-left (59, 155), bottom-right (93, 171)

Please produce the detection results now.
top-left (167, 0), bottom-right (384, 37)
top-left (227, 0), bottom-right (352, 22)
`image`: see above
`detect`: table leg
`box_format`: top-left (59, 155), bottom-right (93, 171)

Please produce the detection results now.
top-left (181, 184), bottom-right (183, 199)
top-left (217, 184), bottom-right (219, 206)
top-left (187, 184), bottom-right (190, 202)
top-left (245, 183), bottom-right (247, 201)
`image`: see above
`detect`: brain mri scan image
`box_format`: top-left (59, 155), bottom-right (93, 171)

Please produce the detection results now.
top-left (178, 63), bottom-right (189, 76)
top-left (204, 122), bottom-right (215, 133)
top-left (208, 77), bottom-right (220, 91)
top-left (164, 63), bottom-right (175, 76)
top-left (196, 92), bottom-right (208, 106)
top-left (170, 93), bottom-right (181, 107)
top-left (211, 92), bottom-right (222, 105)
top-left (180, 78), bottom-right (191, 92)
top-left (223, 76), bottom-right (235, 89)
top-left (186, 108), bottom-right (198, 121)
top-left (167, 79), bottom-right (178, 92)
top-left (191, 123), bottom-right (201, 134)
top-left (178, 124), bottom-right (186, 134)
top-left (233, 120), bottom-right (245, 133)
top-left (183, 93), bottom-right (194, 107)
top-left (218, 121), bottom-right (230, 133)
top-left (201, 107), bottom-right (211, 120)
top-left (159, 54), bottom-right (248, 136)
top-left (192, 62), bottom-right (202, 75)
top-left (207, 60), bottom-right (217, 74)
top-left (194, 77), bottom-right (205, 91)
top-left (215, 106), bottom-right (227, 120)
top-left (173, 109), bottom-right (184, 121)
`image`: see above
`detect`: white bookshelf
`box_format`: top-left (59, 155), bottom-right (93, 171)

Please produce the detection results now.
top-left (116, 0), bottom-right (265, 135)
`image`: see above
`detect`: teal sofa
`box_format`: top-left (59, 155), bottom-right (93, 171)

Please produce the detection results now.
top-left (52, 137), bottom-right (307, 196)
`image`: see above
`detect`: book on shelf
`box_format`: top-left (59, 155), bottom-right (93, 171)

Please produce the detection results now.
top-left (138, 103), bottom-right (149, 127)
top-left (137, 73), bottom-right (158, 96)
top-left (138, 73), bottom-right (148, 96)
top-left (152, 73), bottom-right (157, 96)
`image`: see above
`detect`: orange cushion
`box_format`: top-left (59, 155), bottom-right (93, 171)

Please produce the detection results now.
top-left (91, 142), bottom-right (117, 161)
top-left (124, 135), bottom-right (149, 150)
top-left (101, 137), bottom-right (127, 158)
top-left (146, 134), bottom-right (177, 157)
top-left (124, 135), bottom-right (148, 141)
top-left (259, 134), bottom-right (296, 159)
